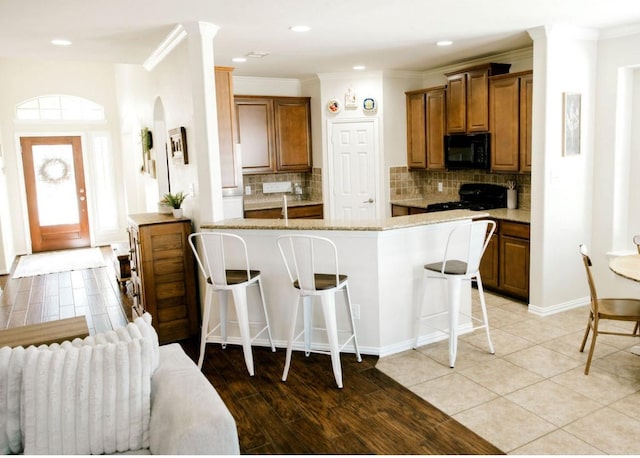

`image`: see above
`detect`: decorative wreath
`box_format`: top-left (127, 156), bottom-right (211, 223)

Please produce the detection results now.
top-left (38, 157), bottom-right (70, 184)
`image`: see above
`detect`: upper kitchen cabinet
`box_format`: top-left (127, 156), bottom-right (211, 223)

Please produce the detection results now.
top-left (406, 86), bottom-right (446, 170)
top-left (214, 67), bottom-right (241, 189)
top-left (445, 63), bottom-right (511, 134)
top-left (488, 71), bottom-right (533, 173)
top-left (235, 95), bottom-right (312, 174)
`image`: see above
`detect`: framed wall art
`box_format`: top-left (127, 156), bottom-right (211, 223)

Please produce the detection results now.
top-left (562, 92), bottom-right (581, 156)
top-left (345, 88), bottom-right (357, 109)
top-left (169, 126), bottom-right (188, 164)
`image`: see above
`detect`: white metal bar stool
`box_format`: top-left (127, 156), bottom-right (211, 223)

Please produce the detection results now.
top-left (188, 232), bottom-right (275, 376)
top-left (277, 234), bottom-right (361, 388)
top-left (414, 220), bottom-right (496, 368)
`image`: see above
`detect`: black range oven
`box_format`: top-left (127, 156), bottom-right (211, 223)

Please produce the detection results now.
top-left (426, 183), bottom-right (508, 213)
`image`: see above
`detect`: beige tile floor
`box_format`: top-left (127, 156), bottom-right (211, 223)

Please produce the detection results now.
top-left (376, 290), bottom-right (640, 455)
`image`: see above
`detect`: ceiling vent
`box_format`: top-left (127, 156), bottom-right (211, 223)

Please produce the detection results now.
top-left (246, 51), bottom-right (270, 58)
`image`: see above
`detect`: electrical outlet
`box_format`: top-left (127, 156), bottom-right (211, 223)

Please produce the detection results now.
top-left (352, 303), bottom-right (360, 320)
top-left (437, 182), bottom-right (443, 192)
top-left (245, 185), bottom-right (251, 195)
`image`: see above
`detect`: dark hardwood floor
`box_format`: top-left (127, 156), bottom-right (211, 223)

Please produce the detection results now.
top-left (183, 340), bottom-right (504, 455)
top-left (0, 246), bottom-right (130, 333)
top-left (0, 247), bottom-right (503, 455)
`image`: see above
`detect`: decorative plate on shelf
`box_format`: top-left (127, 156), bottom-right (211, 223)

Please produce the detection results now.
top-left (363, 97), bottom-right (376, 112)
top-left (327, 98), bottom-right (341, 113)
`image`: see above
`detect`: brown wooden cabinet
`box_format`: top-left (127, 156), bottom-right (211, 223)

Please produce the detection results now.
top-left (128, 213), bottom-right (199, 344)
top-left (244, 203), bottom-right (323, 219)
top-left (488, 71), bottom-right (533, 173)
top-left (478, 219), bottom-right (530, 301)
top-left (479, 219), bottom-right (500, 289)
top-left (215, 67), bottom-right (240, 189)
top-left (445, 63), bottom-right (511, 134)
top-left (499, 221), bottom-right (530, 300)
top-left (519, 73), bottom-right (534, 172)
top-left (406, 86), bottom-right (446, 170)
top-left (391, 204), bottom-right (427, 216)
top-left (235, 96), bottom-right (312, 174)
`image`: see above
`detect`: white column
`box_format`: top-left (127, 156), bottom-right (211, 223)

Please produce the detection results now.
top-left (183, 21), bottom-right (224, 224)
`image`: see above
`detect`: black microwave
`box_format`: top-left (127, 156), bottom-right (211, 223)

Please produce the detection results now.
top-left (444, 133), bottom-right (490, 170)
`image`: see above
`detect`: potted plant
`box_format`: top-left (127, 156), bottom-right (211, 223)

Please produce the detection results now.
top-left (161, 191), bottom-right (187, 217)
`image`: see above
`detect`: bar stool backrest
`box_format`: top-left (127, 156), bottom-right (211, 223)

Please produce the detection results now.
top-left (188, 232), bottom-right (252, 288)
top-left (277, 234), bottom-right (341, 293)
top-left (440, 220), bottom-right (496, 276)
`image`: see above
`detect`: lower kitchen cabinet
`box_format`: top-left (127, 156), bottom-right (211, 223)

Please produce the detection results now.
top-left (480, 219), bottom-right (530, 301)
top-left (244, 203), bottom-right (323, 219)
top-left (391, 204), bottom-right (427, 216)
top-left (479, 219), bottom-right (499, 289)
top-left (498, 220), bottom-right (530, 300)
top-left (128, 213), bottom-right (199, 343)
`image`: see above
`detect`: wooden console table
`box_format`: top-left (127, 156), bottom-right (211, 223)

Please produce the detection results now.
top-left (0, 316), bottom-right (89, 348)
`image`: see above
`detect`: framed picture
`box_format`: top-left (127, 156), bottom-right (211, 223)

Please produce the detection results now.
top-left (169, 126), bottom-right (188, 164)
top-left (345, 88), bottom-right (357, 108)
top-left (562, 92), bottom-right (581, 156)
top-left (327, 98), bottom-right (341, 114)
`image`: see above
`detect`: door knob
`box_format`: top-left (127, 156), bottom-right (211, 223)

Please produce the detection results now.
top-left (363, 198), bottom-right (374, 203)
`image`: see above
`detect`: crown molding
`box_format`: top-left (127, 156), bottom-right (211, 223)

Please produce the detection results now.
top-left (143, 24), bottom-right (187, 72)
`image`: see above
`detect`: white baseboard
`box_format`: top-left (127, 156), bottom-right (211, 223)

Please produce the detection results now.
top-left (528, 296), bottom-right (589, 316)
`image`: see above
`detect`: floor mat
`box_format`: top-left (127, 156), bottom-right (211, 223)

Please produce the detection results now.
top-left (12, 247), bottom-right (106, 279)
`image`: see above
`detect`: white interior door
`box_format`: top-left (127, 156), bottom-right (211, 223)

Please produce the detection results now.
top-left (329, 120), bottom-right (378, 220)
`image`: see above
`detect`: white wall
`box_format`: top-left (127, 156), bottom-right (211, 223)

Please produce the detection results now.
top-left (591, 29), bottom-right (640, 299)
top-left (0, 58), bottom-right (127, 260)
top-left (0, 127), bottom-right (10, 273)
top-left (113, 64), bottom-right (154, 215)
top-left (527, 26), bottom-right (598, 314)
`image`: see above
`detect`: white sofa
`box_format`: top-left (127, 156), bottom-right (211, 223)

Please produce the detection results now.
top-left (147, 343), bottom-right (240, 455)
top-left (0, 315), bottom-right (240, 455)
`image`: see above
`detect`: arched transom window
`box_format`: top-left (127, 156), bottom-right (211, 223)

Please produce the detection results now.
top-left (16, 95), bottom-right (105, 121)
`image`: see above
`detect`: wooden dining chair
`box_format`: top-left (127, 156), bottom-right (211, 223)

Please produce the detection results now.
top-left (579, 244), bottom-right (640, 374)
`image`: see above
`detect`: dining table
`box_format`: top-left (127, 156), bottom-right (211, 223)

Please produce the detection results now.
top-left (608, 253), bottom-right (640, 355)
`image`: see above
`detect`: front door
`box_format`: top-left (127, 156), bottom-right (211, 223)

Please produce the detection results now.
top-left (20, 136), bottom-right (90, 252)
top-left (329, 120), bottom-right (378, 220)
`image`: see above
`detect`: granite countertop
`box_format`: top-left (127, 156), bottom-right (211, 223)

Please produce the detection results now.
top-left (390, 197), bottom-right (531, 224)
top-left (244, 198), bottom-right (323, 211)
top-left (202, 209), bottom-right (489, 232)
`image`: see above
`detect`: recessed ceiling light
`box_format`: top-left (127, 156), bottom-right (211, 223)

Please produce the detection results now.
top-left (51, 39), bottom-right (72, 46)
top-left (232, 57), bottom-right (247, 63)
top-left (290, 25), bottom-right (311, 32)
top-left (353, 65), bottom-right (366, 70)
top-left (436, 40), bottom-right (453, 46)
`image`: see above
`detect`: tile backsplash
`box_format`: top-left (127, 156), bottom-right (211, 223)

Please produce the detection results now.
top-left (243, 168), bottom-right (323, 202)
top-left (242, 166), bottom-right (530, 210)
top-left (390, 167), bottom-right (531, 210)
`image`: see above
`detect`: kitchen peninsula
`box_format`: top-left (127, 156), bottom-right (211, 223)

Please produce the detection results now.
top-left (201, 210), bottom-right (489, 357)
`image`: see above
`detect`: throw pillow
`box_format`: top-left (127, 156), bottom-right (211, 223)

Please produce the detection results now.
top-left (0, 312), bottom-right (159, 455)
top-left (21, 335), bottom-right (155, 454)
top-left (0, 346), bottom-right (25, 454)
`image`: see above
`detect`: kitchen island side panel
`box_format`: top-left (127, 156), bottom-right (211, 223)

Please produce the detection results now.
top-left (201, 218), bottom-right (473, 356)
